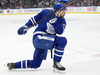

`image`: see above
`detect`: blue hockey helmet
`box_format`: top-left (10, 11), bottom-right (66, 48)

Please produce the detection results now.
top-left (53, 3), bottom-right (66, 11)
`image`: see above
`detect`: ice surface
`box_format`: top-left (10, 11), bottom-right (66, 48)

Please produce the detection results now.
top-left (0, 14), bottom-right (100, 75)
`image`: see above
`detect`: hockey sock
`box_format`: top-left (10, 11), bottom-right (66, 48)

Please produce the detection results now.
top-left (15, 58), bottom-right (42, 69)
top-left (54, 47), bottom-right (64, 62)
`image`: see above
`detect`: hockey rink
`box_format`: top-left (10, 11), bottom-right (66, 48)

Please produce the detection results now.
top-left (0, 13), bottom-right (100, 75)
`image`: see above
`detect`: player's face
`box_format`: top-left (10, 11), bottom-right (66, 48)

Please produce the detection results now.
top-left (60, 10), bottom-right (66, 18)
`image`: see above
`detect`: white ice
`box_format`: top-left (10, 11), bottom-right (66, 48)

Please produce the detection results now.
top-left (0, 13), bottom-right (100, 75)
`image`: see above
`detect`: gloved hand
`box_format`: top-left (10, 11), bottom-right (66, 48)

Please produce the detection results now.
top-left (17, 26), bottom-right (27, 35)
top-left (47, 10), bottom-right (57, 24)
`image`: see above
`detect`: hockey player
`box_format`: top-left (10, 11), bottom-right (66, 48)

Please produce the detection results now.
top-left (7, 3), bottom-right (67, 73)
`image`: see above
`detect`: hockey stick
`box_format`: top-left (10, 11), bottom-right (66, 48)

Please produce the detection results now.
top-left (24, 0), bottom-right (76, 32)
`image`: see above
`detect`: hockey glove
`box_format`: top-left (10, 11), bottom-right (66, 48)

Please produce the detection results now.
top-left (17, 26), bottom-right (27, 35)
top-left (47, 10), bottom-right (57, 24)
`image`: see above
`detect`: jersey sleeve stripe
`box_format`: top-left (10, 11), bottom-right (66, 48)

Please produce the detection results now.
top-left (30, 19), bottom-right (34, 25)
top-left (32, 17), bottom-right (36, 24)
top-left (61, 24), bottom-right (66, 30)
top-left (30, 17), bottom-right (38, 26)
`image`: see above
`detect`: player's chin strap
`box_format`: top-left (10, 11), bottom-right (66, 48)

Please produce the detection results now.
top-left (57, 11), bottom-right (62, 18)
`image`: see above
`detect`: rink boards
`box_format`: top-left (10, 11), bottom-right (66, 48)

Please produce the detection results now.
top-left (67, 12), bottom-right (100, 14)
top-left (0, 12), bottom-right (100, 16)
top-left (0, 6), bottom-right (100, 15)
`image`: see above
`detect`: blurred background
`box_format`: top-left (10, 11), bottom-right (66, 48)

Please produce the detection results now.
top-left (0, 0), bottom-right (100, 9)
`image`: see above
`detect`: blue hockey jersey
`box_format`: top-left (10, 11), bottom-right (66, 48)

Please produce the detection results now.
top-left (25, 9), bottom-right (66, 35)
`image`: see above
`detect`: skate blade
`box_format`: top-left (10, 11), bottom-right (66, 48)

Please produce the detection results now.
top-left (3, 64), bottom-right (11, 70)
top-left (3, 64), bottom-right (7, 68)
top-left (53, 68), bottom-right (66, 74)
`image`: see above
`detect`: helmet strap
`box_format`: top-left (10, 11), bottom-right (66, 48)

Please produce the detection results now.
top-left (57, 11), bottom-right (62, 18)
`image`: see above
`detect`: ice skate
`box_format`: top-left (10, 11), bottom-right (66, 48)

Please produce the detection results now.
top-left (7, 63), bottom-right (15, 70)
top-left (53, 61), bottom-right (66, 74)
